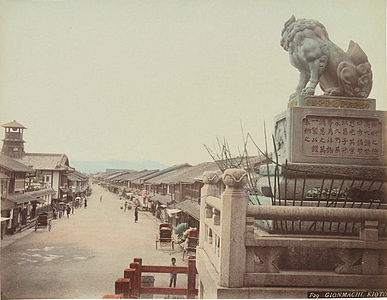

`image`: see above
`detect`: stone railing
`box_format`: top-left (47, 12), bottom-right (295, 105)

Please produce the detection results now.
top-left (197, 168), bottom-right (387, 292)
top-left (245, 205), bottom-right (387, 288)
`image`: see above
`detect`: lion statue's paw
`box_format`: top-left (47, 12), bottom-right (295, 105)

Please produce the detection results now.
top-left (301, 87), bottom-right (315, 96)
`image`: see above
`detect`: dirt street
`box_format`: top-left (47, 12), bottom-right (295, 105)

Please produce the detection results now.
top-left (1, 184), bottom-right (186, 299)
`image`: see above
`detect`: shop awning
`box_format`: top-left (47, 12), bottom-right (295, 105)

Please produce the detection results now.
top-left (176, 199), bottom-right (200, 221)
top-left (1, 217), bottom-right (10, 222)
top-left (166, 208), bottom-right (182, 217)
top-left (6, 193), bottom-right (37, 204)
top-left (28, 188), bottom-right (56, 198)
top-left (150, 194), bottom-right (174, 205)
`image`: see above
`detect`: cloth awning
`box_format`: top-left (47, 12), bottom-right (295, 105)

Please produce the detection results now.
top-left (151, 194), bottom-right (174, 205)
top-left (6, 193), bottom-right (37, 204)
top-left (166, 208), bottom-right (182, 217)
top-left (1, 217), bottom-right (10, 222)
top-left (73, 185), bottom-right (89, 194)
top-left (28, 188), bottom-right (56, 198)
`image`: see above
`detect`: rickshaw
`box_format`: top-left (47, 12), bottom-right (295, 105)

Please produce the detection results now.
top-left (155, 223), bottom-right (174, 250)
top-left (35, 213), bottom-right (52, 231)
top-left (182, 229), bottom-right (199, 260)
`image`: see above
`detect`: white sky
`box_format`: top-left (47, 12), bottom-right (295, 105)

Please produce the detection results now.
top-left (0, 0), bottom-right (386, 166)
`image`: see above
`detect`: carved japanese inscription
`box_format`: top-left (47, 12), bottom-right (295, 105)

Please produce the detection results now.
top-left (302, 116), bottom-right (382, 158)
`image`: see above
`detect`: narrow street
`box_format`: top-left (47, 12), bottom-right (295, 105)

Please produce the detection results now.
top-left (1, 184), bottom-right (186, 299)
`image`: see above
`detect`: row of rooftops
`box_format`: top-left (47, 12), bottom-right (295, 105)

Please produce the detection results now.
top-left (96, 157), bottom-right (266, 186)
top-left (67, 170), bottom-right (88, 182)
top-left (95, 162), bottom-right (220, 185)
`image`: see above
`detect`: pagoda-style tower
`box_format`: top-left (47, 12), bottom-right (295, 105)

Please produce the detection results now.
top-left (1, 120), bottom-right (27, 159)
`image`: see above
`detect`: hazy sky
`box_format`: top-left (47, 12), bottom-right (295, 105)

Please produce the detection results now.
top-left (0, 0), bottom-right (386, 166)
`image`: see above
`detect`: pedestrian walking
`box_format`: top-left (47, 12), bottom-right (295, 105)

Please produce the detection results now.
top-left (100, 195), bottom-right (102, 202)
top-left (134, 206), bottom-right (139, 223)
top-left (66, 205), bottom-right (71, 218)
top-left (84, 198), bottom-right (87, 208)
top-left (169, 257), bottom-right (177, 288)
top-left (124, 201), bottom-right (128, 212)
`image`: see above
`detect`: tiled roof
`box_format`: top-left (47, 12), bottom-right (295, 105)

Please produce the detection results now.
top-left (99, 170), bottom-right (127, 179)
top-left (108, 170), bottom-right (134, 181)
top-left (158, 162), bottom-right (221, 184)
top-left (17, 153), bottom-right (70, 171)
top-left (68, 170), bottom-right (88, 182)
top-left (137, 164), bottom-right (191, 185)
top-left (1, 120), bottom-right (27, 129)
top-left (73, 170), bottom-right (88, 179)
top-left (146, 165), bottom-right (193, 184)
top-left (118, 170), bottom-right (159, 182)
top-left (0, 154), bottom-right (34, 173)
top-left (176, 199), bottom-right (200, 220)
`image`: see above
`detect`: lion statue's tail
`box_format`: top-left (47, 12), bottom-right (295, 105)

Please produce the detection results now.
top-left (337, 40), bottom-right (373, 98)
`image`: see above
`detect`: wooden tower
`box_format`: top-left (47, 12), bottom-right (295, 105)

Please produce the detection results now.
top-left (1, 120), bottom-right (27, 159)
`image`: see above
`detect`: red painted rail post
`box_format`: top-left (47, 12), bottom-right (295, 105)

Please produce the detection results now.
top-left (187, 259), bottom-right (197, 299)
top-left (115, 278), bottom-right (131, 298)
top-left (129, 262), bottom-right (140, 297)
top-left (124, 268), bottom-right (135, 280)
top-left (134, 258), bottom-right (143, 297)
top-left (124, 268), bottom-right (135, 297)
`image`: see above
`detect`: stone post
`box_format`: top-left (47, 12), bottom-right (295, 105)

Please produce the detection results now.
top-left (219, 168), bottom-right (248, 288)
top-left (360, 221), bottom-right (380, 275)
top-left (199, 171), bottom-right (219, 249)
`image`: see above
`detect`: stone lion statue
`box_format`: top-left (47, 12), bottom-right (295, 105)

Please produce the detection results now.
top-left (281, 16), bottom-right (373, 100)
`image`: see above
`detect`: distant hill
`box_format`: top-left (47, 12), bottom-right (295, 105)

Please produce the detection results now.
top-left (70, 160), bottom-right (168, 174)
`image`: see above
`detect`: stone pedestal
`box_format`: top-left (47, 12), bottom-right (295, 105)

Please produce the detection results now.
top-left (274, 95), bottom-right (386, 166)
top-left (257, 95), bottom-right (387, 234)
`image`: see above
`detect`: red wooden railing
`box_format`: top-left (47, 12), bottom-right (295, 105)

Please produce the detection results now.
top-left (103, 257), bottom-right (198, 299)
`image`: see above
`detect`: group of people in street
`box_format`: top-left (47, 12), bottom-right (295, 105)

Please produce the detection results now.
top-left (52, 195), bottom-right (88, 220)
top-left (75, 196), bottom-right (88, 209)
top-left (118, 198), bottom-right (140, 223)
